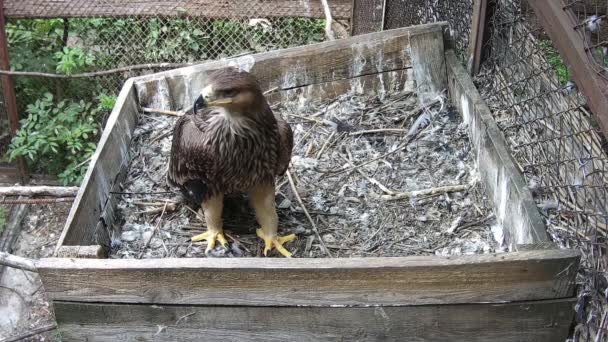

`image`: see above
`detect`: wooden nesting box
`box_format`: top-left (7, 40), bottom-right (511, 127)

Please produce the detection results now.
top-left (40, 23), bottom-right (578, 341)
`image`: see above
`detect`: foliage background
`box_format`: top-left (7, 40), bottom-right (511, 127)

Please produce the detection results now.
top-left (4, 17), bottom-right (327, 184)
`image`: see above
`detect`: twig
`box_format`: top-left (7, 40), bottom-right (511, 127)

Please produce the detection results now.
top-left (0, 285), bottom-right (27, 303)
top-left (138, 201), bottom-right (169, 258)
top-left (0, 186), bottom-right (78, 197)
top-left (150, 130), bottom-right (173, 143)
top-left (287, 113), bottom-right (337, 128)
top-left (320, 0), bottom-right (336, 40)
top-left (339, 154), bottom-right (394, 195)
top-left (135, 203), bottom-right (178, 215)
top-left (316, 131), bottom-right (336, 159)
top-left (175, 312), bottom-right (196, 326)
top-left (286, 170), bottom-right (332, 257)
top-left (0, 63), bottom-right (192, 79)
top-left (0, 252), bottom-right (37, 272)
top-left (327, 142), bottom-right (407, 176)
top-left (380, 184), bottom-right (469, 201)
top-left (1, 323), bottom-right (57, 342)
top-left (142, 107), bottom-right (184, 117)
top-left (263, 87), bottom-right (279, 96)
top-left (0, 197), bottom-right (74, 204)
top-left (348, 128), bottom-right (409, 136)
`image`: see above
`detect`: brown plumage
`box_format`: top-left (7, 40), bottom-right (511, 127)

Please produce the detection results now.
top-left (167, 67), bottom-right (296, 257)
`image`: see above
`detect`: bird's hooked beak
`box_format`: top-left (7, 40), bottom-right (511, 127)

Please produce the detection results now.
top-left (201, 84), bottom-right (233, 107)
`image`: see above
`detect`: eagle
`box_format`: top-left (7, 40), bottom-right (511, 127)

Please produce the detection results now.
top-left (167, 67), bottom-right (296, 257)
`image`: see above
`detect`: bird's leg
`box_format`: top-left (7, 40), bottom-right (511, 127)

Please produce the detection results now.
top-left (249, 183), bottom-right (296, 257)
top-left (191, 194), bottom-right (228, 253)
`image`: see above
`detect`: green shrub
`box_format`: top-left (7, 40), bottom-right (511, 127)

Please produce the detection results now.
top-left (7, 93), bottom-right (113, 185)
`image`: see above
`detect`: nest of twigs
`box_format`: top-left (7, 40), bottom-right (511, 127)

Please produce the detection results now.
top-left (111, 88), bottom-right (503, 258)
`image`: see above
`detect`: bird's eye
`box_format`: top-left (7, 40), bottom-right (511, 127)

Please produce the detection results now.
top-left (223, 89), bottom-right (237, 97)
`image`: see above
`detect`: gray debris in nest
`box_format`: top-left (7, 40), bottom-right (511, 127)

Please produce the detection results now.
top-left (111, 88), bottom-right (505, 259)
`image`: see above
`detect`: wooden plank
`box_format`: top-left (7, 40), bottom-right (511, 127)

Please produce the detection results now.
top-left (445, 50), bottom-right (549, 249)
top-left (409, 28), bottom-right (448, 105)
top-left (350, 0), bottom-right (384, 35)
top-left (134, 23), bottom-right (447, 111)
top-left (54, 299), bottom-right (575, 342)
top-left (271, 68), bottom-right (413, 104)
top-left (467, 0), bottom-right (490, 75)
top-left (57, 79), bottom-right (139, 248)
top-left (528, 1), bottom-right (608, 140)
top-left (3, 0), bottom-right (352, 20)
top-left (37, 249), bottom-right (579, 306)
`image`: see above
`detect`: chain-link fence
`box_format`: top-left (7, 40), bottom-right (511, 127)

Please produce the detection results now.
top-left (393, 0), bottom-right (607, 340)
top-left (384, 0), bottom-right (473, 60)
top-left (568, 0), bottom-right (608, 83)
top-left (0, 0), bottom-right (352, 179)
top-left (480, 1), bottom-right (607, 340)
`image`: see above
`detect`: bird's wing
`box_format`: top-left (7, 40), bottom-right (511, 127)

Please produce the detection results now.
top-left (275, 111), bottom-right (293, 176)
top-left (167, 111), bottom-right (216, 203)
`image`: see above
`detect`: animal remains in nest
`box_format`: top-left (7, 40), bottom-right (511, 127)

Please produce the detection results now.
top-left (111, 69), bottom-right (504, 259)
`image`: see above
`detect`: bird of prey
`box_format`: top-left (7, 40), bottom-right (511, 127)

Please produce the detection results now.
top-left (167, 67), bottom-right (296, 257)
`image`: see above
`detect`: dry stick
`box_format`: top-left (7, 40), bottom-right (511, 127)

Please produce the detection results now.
top-left (263, 86), bottom-right (279, 96)
top-left (0, 186), bottom-right (78, 197)
top-left (348, 128), bottom-right (409, 136)
top-left (339, 155), bottom-right (394, 195)
top-left (0, 252), bottom-right (37, 272)
top-left (142, 107), bottom-right (184, 117)
top-left (0, 63), bottom-right (192, 79)
top-left (320, 0), bottom-right (335, 40)
top-left (0, 197), bottom-right (74, 205)
top-left (1, 323), bottom-right (58, 342)
top-left (138, 201), bottom-right (170, 258)
top-left (380, 184), bottom-right (469, 201)
top-left (287, 113), bottom-right (337, 128)
top-left (316, 131), bottom-right (336, 159)
top-left (330, 99), bottom-right (444, 176)
top-left (286, 170), bottom-right (332, 257)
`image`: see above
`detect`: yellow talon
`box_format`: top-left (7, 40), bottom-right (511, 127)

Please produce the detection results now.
top-left (256, 229), bottom-right (297, 257)
top-left (192, 230), bottom-right (228, 253)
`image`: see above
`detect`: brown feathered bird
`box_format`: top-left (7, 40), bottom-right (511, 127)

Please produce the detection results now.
top-left (167, 67), bottom-right (296, 257)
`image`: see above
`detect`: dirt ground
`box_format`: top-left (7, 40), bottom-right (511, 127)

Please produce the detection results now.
top-left (0, 202), bottom-right (71, 342)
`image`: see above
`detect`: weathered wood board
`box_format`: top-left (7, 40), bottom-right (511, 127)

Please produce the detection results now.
top-left (134, 23), bottom-right (447, 112)
top-left (58, 79), bottom-right (138, 248)
top-left (55, 299), bottom-right (574, 342)
top-left (446, 50), bottom-right (549, 249)
top-left (4, 0), bottom-right (352, 20)
top-left (37, 249), bottom-right (579, 306)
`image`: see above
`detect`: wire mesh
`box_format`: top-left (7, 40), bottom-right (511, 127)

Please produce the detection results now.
top-left (4, 1), bottom-right (347, 105)
top-left (567, 0), bottom-right (608, 83)
top-left (480, 0), bottom-right (608, 340)
top-left (384, 0), bottom-right (473, 60)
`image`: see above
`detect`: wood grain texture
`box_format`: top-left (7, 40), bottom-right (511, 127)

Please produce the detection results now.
top-left (270, 68), bottom-right (413, 104)
top-left (57, 80), bottom-right (139, 248)
top-left (409, 28), bottom-right (448, 105)
top-left (3, 0), bottom-right (352, 19)
top-left (134, 23), bottom-right (448, 111)
top-left (37, 249), bottom-right (579, 306)
top-left (446, 50), bottom-right (549, 249)
top-left (467, 0), bottom-right (490, 75)
top-left (54, 299), bottom-right (575, 342)
top-left (350, 0), bottom-right (385, 35)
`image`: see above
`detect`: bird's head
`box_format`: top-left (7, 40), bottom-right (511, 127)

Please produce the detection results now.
top-left (194, 67), bottom-right (266, 116)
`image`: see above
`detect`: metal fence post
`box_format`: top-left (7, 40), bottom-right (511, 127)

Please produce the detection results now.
top-left (0, 0), bottom-right (28, 184)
